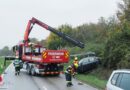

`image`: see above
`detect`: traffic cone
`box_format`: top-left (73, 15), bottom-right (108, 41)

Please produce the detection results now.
top-left (0, 75), bottom-right (3, 85)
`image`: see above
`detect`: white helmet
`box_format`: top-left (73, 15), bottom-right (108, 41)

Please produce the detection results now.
top-left (74, 57), bottom-right (78, 60)
top-left (15, 56), bottom-right (19, 59)
top-left (68, 65), bottom-right (72, 69)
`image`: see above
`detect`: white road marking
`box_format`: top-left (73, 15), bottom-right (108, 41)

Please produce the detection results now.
top-left (5, 63), bottom-right (13, 71)
top-left (42, 86), bottom-right (48, 90)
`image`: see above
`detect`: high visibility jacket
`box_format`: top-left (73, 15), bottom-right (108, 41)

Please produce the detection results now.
top-left (65, 67), bottom-right (73, 74)
top-left (13, 59), bottom-right (21, 67)
top-left (73, 61), bottom-right (79, 68)
top-left (74, 63), bottom-right (78, 68)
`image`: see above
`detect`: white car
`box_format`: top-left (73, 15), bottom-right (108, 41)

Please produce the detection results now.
top-left (106, 69), bottom-right (130, 90)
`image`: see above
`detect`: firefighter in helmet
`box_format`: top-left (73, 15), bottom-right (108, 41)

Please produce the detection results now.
top-left (71, 56), bottom-right (79, 76)
top-left (65, 65), bottom-right (73, 87)
top-left (13, 56), bottom-right (23, 75)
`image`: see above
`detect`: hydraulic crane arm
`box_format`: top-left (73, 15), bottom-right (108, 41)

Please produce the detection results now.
top-left (24, 17), bottom-right (84, 48)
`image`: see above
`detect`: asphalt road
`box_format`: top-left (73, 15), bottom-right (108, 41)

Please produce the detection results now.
top-left (0, 64), bottom-right (98, 90)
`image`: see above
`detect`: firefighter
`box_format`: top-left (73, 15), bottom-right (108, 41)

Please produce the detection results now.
top-left (71, 56), bottom-right (79, 76)
top-left (13, 57), bottom-right (22, 75)
top-left (65, 66), bottom-right (73, 87)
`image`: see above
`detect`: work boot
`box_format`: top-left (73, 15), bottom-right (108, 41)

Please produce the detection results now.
top-left (69, 82), bottom-right (73, 86)
top-left (18, 71), bottom-right (20, 75)
top-left (67, 82), bottom-right (73, 87)
top-left (15, 72), bottom-right (17, 75)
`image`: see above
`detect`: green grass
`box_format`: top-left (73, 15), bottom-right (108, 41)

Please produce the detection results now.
top-left (0, 57), bottom-right (11, 74)
top-left (75, 73), bottom-right (107, 90)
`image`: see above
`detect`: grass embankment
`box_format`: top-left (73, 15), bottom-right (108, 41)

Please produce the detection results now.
top-left (0, 57), bottom-right (11, 74)
top-left (75, 68), bottom-right (111, 90)
top-left (76, 74), bottom-right (107, 90)
top-left (64, 58), bottom-right (110, 90)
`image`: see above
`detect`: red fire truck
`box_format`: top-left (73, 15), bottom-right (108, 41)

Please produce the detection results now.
top-left (12, 17), bottom-right (84, 75)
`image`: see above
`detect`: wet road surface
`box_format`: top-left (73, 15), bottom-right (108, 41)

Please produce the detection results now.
top-left (0, 64), bottom-right (98, 90)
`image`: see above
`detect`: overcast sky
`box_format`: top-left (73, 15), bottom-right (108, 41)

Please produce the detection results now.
top-left (0, 0), bottom-right (119, 49)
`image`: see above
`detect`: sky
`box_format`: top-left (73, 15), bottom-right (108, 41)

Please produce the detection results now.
top-left (0, 0), bottom-right (119, 49)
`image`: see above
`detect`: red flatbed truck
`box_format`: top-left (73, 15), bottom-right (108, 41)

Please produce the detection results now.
top-left (12, 17), bottom-right (84, 76)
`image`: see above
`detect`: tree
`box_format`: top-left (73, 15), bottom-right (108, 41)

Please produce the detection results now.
top-left (0, 46), bottom-right (13, 56)
top-left (117, 0), bottom-right (130, 24)
top-left (29, 38), bottom-right (39, 43)
top-left (103, 0), bottom-right (130, 69)
top-left (103, 30), bottom-right (130, 69)
top-left (40, 39), bottom-right (47, 47)
top-left (46, 25), bottom-right (75, 49)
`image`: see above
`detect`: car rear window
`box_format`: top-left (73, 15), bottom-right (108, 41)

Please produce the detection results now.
top-left (119, 73), bottom-right (130, 90)
top-left (111, 73), bottom-right (119, 85)
top-left (111, 72), bottom-right (130, 90)
top-left (116, 73), bottom-right (123, 87)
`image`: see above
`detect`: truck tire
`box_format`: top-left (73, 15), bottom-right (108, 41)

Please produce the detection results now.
top-left (55, 73), bottom-right (60, 76)
top-left (31, 66), bottom-right (36, 76)
top-left (27, 65), bottom-right (31, 75)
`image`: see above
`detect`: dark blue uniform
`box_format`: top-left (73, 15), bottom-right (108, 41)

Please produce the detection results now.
top-left (65, 66), bottom-right (73, 86)
top-left (13, 59), bottom-right (23, 75)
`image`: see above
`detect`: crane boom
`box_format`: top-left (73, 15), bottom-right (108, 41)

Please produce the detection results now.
top-left (24, 17), bottom-right (84, 48)
top-left (10, 17), bottom-right (85, 75)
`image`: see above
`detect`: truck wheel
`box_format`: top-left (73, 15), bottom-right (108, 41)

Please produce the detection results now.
top-left (31, 67), bottom-right (36, 76)
top-left (54, 73), bottom-right (60, 76)
top-left (27, 65), bottom-right (31, 75)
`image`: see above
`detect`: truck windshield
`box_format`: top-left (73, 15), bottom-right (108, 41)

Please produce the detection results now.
top-left (40, 48), bottom-right (46, 53)
top-left (24, 47), bottom-right (32, 55)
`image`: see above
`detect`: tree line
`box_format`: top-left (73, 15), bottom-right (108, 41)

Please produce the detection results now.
top-left (45, 0), bottom-right (130, 69)
top-left (0, 46), bottom-right (13, 56)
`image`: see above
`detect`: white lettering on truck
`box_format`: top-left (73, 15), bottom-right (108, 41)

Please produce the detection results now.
top-left (32, 57), bottom-right (41, 61)
top-left (48, 52), bottom-right (64, 55)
